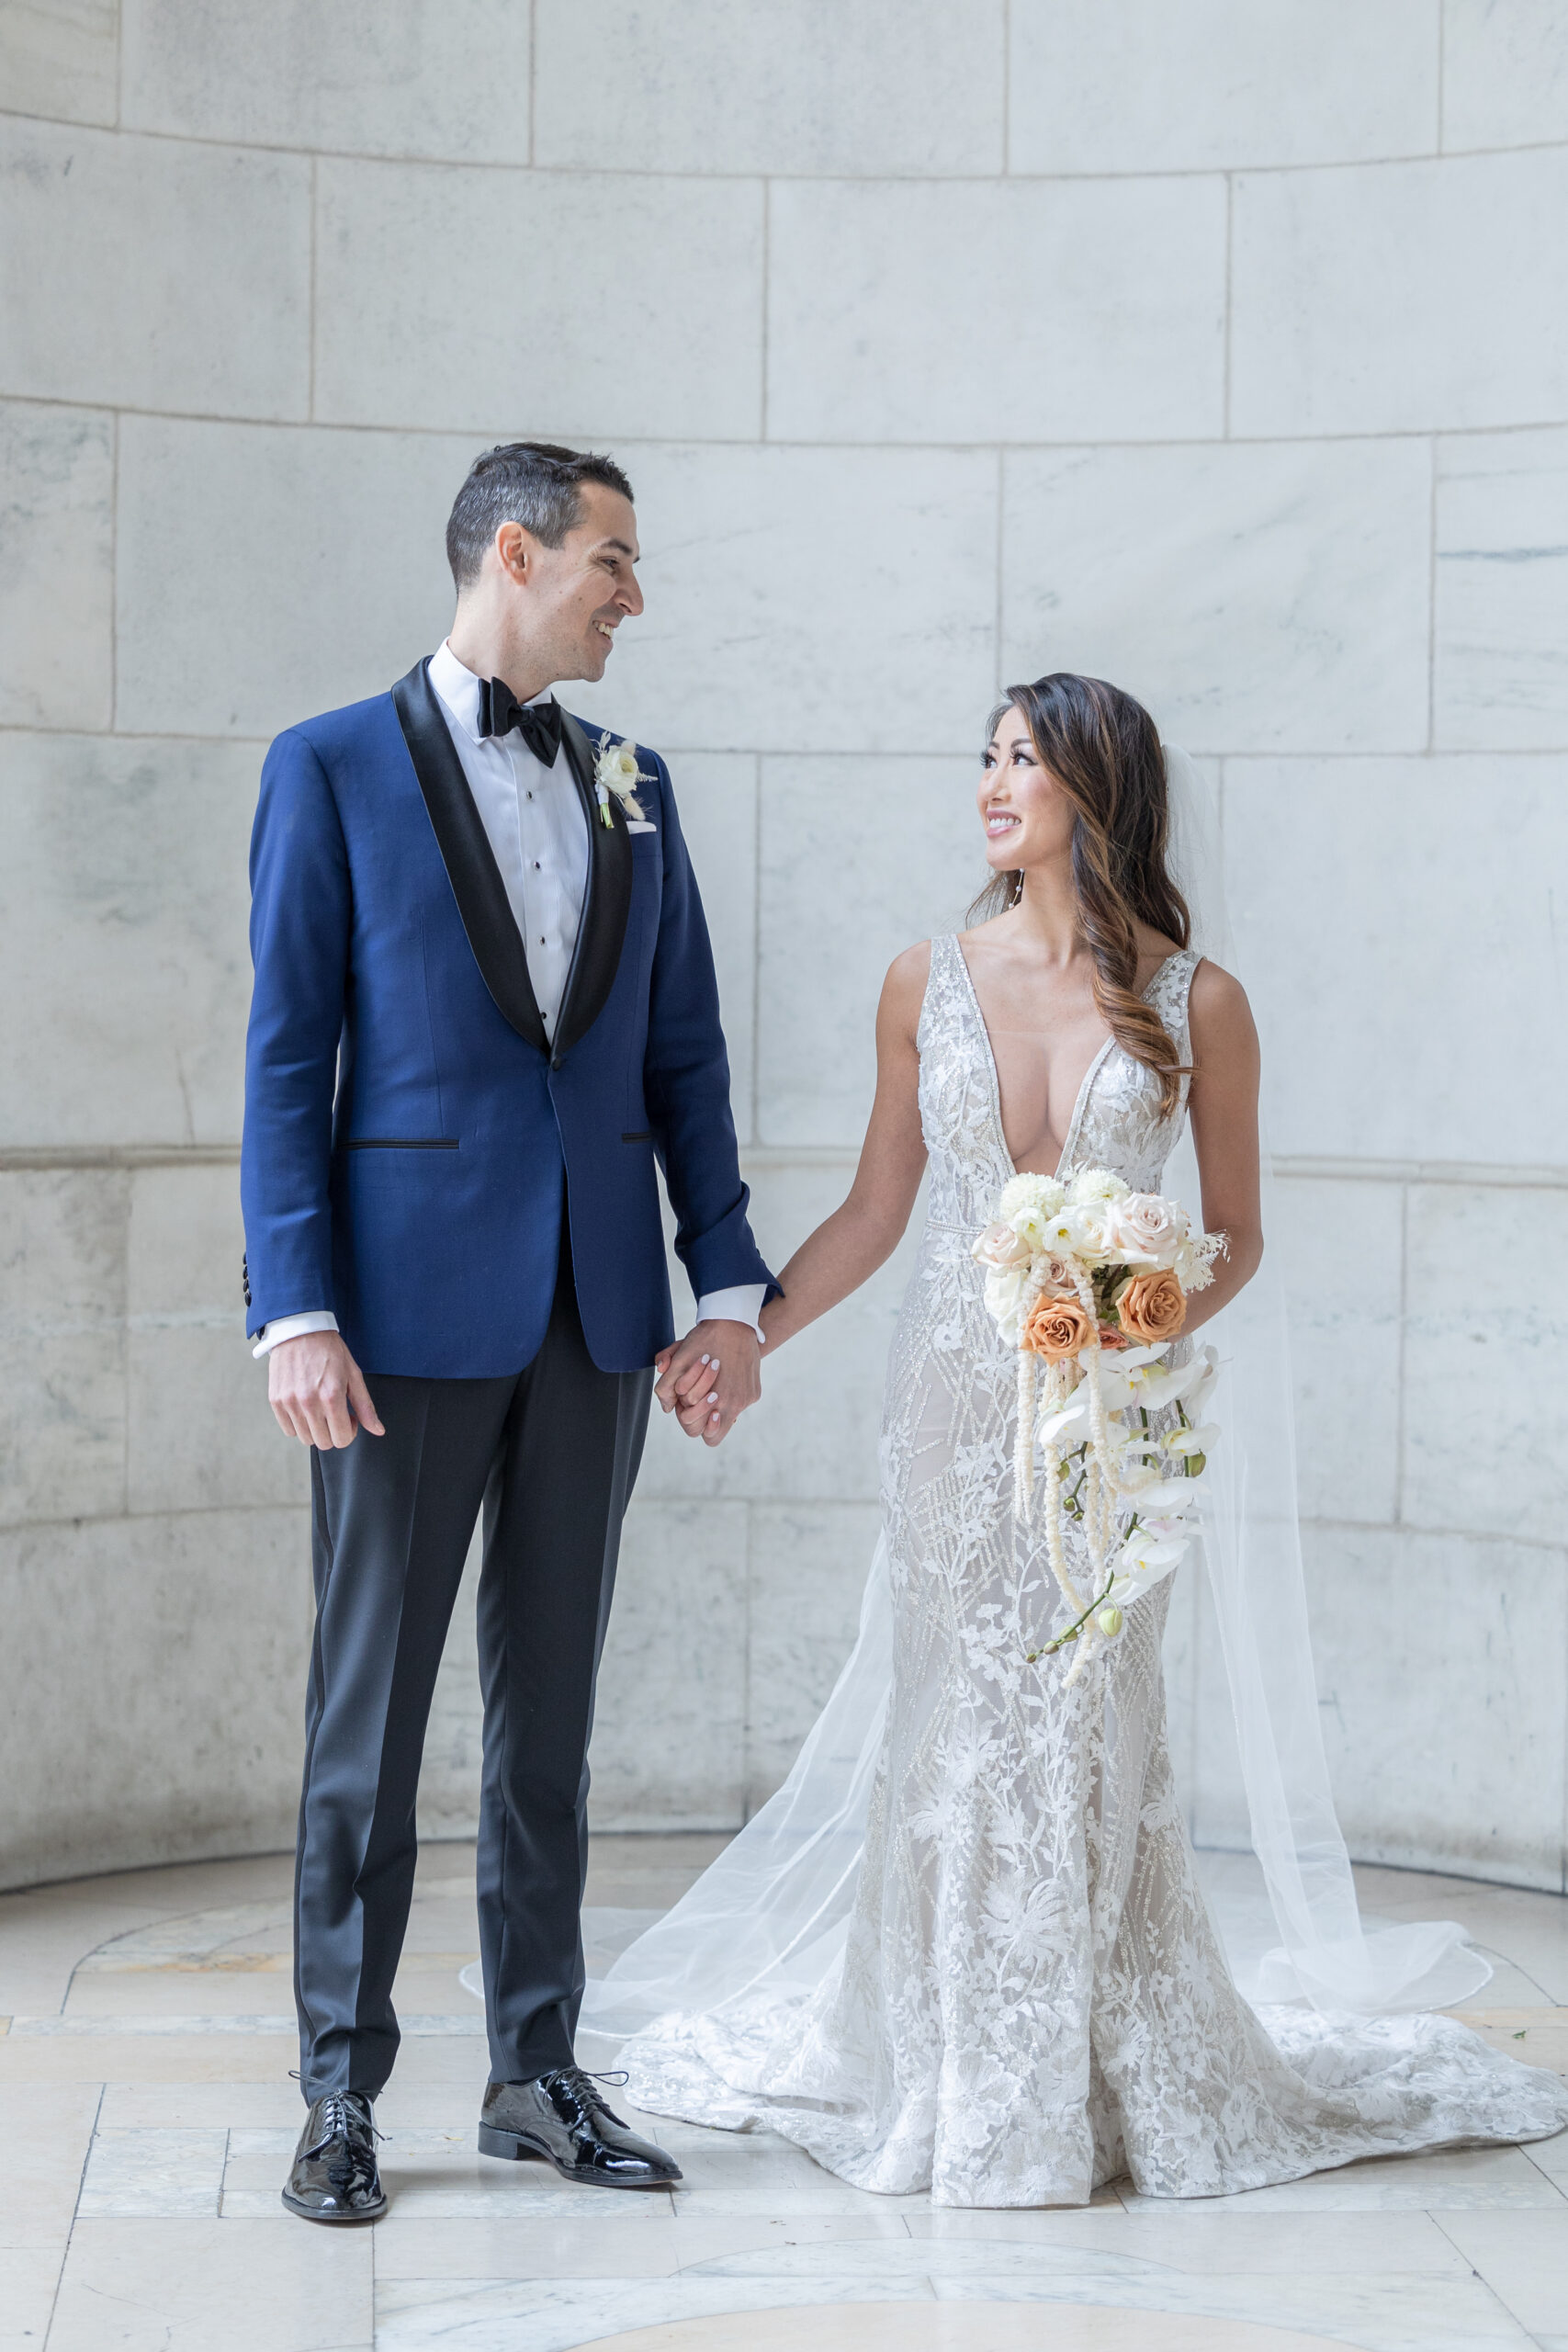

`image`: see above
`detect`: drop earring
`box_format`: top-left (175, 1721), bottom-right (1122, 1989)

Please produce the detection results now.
top-left (1011, 870), bottom-right (1025, 907)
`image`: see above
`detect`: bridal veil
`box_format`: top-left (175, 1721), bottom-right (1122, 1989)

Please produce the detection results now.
top-left (580, 746), bottom-right (1487, 2050)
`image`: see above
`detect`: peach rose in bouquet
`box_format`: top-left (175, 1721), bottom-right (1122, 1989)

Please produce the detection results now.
top-left (1114, 1267), bottom-right (1188, 1343)
top-left (1021, 1293), bottom-right (1096, 1361)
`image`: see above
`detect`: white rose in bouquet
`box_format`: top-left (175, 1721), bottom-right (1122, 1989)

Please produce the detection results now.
top-left (1106, 1191), bottom-right (1184, 1267)
top-left (971, 1220), bottom-right (1032, 1272)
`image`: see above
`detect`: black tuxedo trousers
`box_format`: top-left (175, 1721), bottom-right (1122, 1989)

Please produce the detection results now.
top-left (293, 1240), bottom-right (652, 2100)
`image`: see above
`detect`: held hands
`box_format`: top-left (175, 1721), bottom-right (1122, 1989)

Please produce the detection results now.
top-left (653, 1318), bottom-right (761, 1446)
top-left (268, 1330), bottom-right (385, 1449)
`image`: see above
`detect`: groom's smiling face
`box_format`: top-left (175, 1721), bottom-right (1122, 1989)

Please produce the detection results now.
top-left (502, 481), bottom-right (644, 688)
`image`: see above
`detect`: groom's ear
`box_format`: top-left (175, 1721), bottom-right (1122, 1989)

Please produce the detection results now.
top-left (493, 521), bottom-right (534, 587)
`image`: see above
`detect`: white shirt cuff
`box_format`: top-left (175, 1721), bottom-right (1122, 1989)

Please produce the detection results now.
top-left (253, 1311), bottom-right (340, 1360)
top-left (694, 1285), bottom-right (768, 1342)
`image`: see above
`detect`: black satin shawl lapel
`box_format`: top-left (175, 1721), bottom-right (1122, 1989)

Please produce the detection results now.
top-left (554, 711), bottom-right (633, 1058)
top-left (390, 659), bottom-right (547, 1055)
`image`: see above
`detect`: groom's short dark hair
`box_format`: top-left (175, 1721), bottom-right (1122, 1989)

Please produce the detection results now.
top-left (446, 442), bottom-right (635, 590)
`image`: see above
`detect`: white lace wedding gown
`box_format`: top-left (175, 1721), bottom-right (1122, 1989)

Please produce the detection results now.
top-left (611, 936), bottom-right (1568, 2205)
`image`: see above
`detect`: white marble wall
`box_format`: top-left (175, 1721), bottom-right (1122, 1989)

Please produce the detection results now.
top-left (2, 1), bottom-right (1564, 1892)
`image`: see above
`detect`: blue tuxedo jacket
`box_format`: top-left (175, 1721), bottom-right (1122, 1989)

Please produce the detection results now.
top-left (241, 658), bottom-right (775, 1376)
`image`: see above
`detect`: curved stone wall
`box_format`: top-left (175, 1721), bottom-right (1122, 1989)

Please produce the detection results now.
top-left (1, 2), bottom-right (1563, 1890)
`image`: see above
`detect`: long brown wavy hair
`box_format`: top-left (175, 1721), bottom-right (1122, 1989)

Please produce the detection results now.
top-left (969, 673), bottom-right (1192, 1117)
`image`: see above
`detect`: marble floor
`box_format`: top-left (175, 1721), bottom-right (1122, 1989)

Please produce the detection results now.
top-left (2, 1837), bottom-right (1565, 2352)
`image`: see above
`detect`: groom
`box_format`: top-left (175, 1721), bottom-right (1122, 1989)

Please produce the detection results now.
top-left (242, 441), bottom-right (775, 2222)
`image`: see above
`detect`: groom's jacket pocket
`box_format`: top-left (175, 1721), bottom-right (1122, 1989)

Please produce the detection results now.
top-left (344, 1136), bottom-right (459, 1149)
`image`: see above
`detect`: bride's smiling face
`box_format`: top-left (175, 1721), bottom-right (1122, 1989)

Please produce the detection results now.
top-left (978, 705), bottom-right (1077, 874)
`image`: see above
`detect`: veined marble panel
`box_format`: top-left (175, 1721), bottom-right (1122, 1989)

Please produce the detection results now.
top-left (1010, 0), bottom-right (1439, 173)
top-left (745, 1502), bottom-right (881, 1810)
top-left (1224, 753), bottom-right (1568, 1167)
top-left (591, 1500), bottom-right (750, 1830)
top-left (0, 731), bottom-right (256, 1145)
top-left (0, 0), bottom-right (118, 122)
top-left (127, 1162), bottom-right (306, 1517)
top-left (0, 1507), bottom-right (311, 1889)
top-left (1442, 0), bottom-right (1568, 153)
top-left (1304, 1523), bottom-right (1566, 1888)
top-left (568, 445), bottom-right (998, 757)
top-left (115, 417), bottom-right (463, 739)
top-left (1000, 440), bottom-right (1430, 755)
top-left (1232, 147), bottom-right (1568, 436)
top-left (757, 756), bottom-right (985, 1148)
top-left (314, 161), bottom-right (762, 439)
top-left (120, 0), bottom-right (534, 162)
top-left (1434, 427), bottom-right (1568, 752)
top-left (0, 400), bottom-right (112, 730)
top-left (1269, 1173), bottom-right (1403, 1527)
top-left (0, 1169), bottom-right (126, 1529)
top-left (767, 176), bottom-right (1224, 444)
top-left (0, 119), bottom-right (310, 419)
top-left (1403, 1182), bottom-right (1566, 1548)
top-left (535, 0), bottom-right (1005, 175)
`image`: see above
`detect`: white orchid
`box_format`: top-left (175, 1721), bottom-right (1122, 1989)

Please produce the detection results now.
top-left (1162, 1423), bottom-right (1219, 1459)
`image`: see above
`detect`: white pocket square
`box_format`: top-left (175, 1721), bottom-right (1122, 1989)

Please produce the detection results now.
top-left (626, 820), bottom-right (658, 833)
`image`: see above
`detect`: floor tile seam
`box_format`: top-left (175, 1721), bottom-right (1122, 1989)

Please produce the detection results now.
top-left (1517, 2146), bottom-right (1568, 2200)
top-left (1425, 2209), bottom-right (1558, 2341)
top-left (1466, 1950), bottom-right (1561, 2003)
top-left (48, 2080), bottom-right (105, 2352)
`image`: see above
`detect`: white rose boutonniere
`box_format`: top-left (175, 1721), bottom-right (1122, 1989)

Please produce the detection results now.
top-left (592, 733), bottom-right (654, 828)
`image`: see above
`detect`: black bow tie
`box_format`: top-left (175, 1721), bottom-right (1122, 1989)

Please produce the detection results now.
top-left (476, 679), bottom-right (563, 769)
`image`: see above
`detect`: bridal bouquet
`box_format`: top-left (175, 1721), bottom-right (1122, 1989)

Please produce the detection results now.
top-left (973, 1169), bottom-right (1224, 1683)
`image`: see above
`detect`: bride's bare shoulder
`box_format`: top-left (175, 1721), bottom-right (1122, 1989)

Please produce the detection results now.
top-left (1188, 956), bottom-right (1257, 1054)
top-left (884, 937), bottom-right (934, 997)
top-left (878, 939), bottom-right (935, 1035)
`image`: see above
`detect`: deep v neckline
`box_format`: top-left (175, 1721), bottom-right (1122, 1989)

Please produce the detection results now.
top-left (948, 934), bottom-right (1180, 1182)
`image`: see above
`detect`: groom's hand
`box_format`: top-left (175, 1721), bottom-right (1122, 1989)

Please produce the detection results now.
top-left (653, 1320), bottom-right (761, 1446)
top-left (268, 1331), bottom-right (385, 1449)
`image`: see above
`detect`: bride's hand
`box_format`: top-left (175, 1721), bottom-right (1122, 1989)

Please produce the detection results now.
top-left (654, 1319), bottom-right (761, 1445)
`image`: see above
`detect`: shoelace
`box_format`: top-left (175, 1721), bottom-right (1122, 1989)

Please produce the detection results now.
top-left (550, 2063), bottom-right (630, 2117)
top-left (301, 2091), bottom-right (384, 2162)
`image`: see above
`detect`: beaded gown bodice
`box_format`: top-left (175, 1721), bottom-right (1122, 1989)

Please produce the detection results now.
top-left (615, 935), bottom-right (1568, 2204)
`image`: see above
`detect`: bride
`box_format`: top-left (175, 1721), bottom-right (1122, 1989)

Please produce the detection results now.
top-left (592, 672), bottom-right (1568, 2207)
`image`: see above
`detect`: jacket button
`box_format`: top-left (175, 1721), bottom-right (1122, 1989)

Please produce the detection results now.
top-left (551, 1057), bottom-right (562, 1070)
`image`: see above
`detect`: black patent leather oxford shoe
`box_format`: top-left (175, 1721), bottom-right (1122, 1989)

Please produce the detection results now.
top-left (478, 2067), bottom-right (682, 2188)
top-left (282, 2091), bottom-right (387, 2222)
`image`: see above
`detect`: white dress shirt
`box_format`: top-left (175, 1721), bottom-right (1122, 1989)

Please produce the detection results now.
top-left (254, 641), bottom-right (764, 1356)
